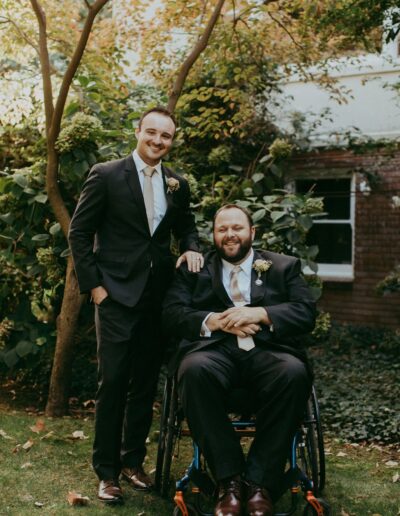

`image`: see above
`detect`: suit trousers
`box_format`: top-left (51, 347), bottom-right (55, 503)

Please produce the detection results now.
top-left (92, 276), bottom-right (163, 481)
top-left (177, 338), bottom-right (311, 498)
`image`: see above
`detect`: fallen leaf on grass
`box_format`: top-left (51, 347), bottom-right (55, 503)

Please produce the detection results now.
top-left (71, 430), bottom-right (88, 440)
top-left (67, 491), bottom-right (90, 506)
top-left (13, 444), bottom-right (21, 453)
top-left (30, 419), bottom-right (45, 434)
top-left (34, 501), bottom-right (44, 507)
top-left (0, 429), bottom-right (13, 439)
top-left (340, 510), bottom-right (350, 516)
top-left (336, 451), bottom-right (347, 457)
top-left (22, 438), bottom-right (34, 451)
top-left (385, 460), bottom-right (399, 467)
top-left (40, 431), bottom-right (54, 440)
top-left (393, 472), bottom-right (399, 483)
top-left (21, 462), bottom-right (33, 469)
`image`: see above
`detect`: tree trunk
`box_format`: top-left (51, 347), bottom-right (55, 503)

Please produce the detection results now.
top-left (45, 257), bottom-right (84, 416)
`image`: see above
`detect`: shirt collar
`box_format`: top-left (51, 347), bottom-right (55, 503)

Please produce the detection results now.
top-left (132, 149), bottom-right (162, 175)
top-left (221, 248), bottom-right (254, 278)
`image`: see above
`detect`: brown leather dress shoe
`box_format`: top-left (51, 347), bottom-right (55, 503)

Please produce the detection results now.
top-left (246, 483), bottom-right (273, 516)
top-left (121, 466), bottom-right (154, 491)
top-left (214, 478), bottom-right (242, 516)
top-left (98, 479), bottom-right (124, 504)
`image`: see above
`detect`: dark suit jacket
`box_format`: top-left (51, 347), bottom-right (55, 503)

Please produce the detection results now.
top-left (68, 154), bottom-right (199, 307)
top-left (162, 249), bottom-right (316, 373)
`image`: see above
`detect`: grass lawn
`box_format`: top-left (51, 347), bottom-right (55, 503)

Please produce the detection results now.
top-left (0, 405), bottom-right (399, 516)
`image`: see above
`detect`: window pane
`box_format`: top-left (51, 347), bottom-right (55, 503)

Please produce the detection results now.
top-left (296, 178), bottom-right (351, 219)
top-left (307, 223), bottom-right (352, 264)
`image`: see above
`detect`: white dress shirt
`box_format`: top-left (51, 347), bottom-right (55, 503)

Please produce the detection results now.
top-left (132, 149), bottom-right (167, 232)
top-left (201, 249), bottom-right (254, 337)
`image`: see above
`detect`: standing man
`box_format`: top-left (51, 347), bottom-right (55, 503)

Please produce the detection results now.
top-left (69, 107), bottom-right (203, 505)
top-left (163, 205), bottom-right (316, 516)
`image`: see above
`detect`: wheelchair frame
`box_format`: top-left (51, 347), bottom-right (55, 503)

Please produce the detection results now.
top-left (155, 375), bottom-right (330, 516)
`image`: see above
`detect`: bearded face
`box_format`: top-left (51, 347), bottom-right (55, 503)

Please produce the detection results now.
top-left (213, 208), bottom-right (255, 264)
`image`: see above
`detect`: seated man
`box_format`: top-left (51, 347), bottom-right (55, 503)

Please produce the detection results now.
top-left (162, 204), bottom-right (317, 516)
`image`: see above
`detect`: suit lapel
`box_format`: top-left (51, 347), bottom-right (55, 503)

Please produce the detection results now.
top-left (124, 155), bottom-right (150, 232)
top-left (209, 253), bottom-right (234, 307)
top-left (250, 250), bottom-right (269, 305)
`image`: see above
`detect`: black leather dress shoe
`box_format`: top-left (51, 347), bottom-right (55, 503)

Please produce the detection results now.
top-left (121, 466), bottom-right (154, 491)
top-left (98, 479), bottom-right (124, 504)
top-left (246, 482), bottom-right (273, 516)
top-left (214, 478), bottom-right (242, 516)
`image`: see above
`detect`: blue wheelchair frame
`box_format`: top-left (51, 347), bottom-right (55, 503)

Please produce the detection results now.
top-left (156, 377), bottom-right (329, 516)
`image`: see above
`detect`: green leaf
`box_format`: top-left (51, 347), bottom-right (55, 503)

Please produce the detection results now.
top-left (270, 211), bottom-right (286, 222)
top-left (269, 163), bottom-right (282, 177)
top-left (72, 160), bottom-right (90, 176)
top-left (73, 148), bottom-right (86, 160)
top-left (253, 208), bottom-right (266, 222)
top-left (286, 229), bottom-right (301, 244)
top-left (252, 172), bottom-right (264, 183)
top-left (0, 213), bottom-right (14, 224)
top-left (13, 174), bottom-right (28, 188)
top-left (60, 248), bottom-right (71, 257)
top-left (308, 260), bottom-right (318, 273)
top-left (306, 245), bottom-right (319, 259)
top-left (34, 193), bottom-right (48, 204)
top-left (228, 165), bottom-right (243, 172)
top-left (0, 234), bottom-right (13, 243)
top-left (4, 349), bottom-right (19, 368)
top-left (298, 214), bottom-right (313, 231)
top-left (35, 337), bottom-right (47, 347)
top-left (16, 340), bottom-right (33, 357)
top-left (259, 153), bottom-right (272, 164)
top-left (49, 222), bottom-right (61, 235)
top-left (32, 234), bottom-right (50, 242)
top-left (23, 187), bottom-right (37, 195)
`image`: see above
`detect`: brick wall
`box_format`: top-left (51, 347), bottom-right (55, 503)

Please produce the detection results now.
top-left (291, 148), bottom-right (400, 329)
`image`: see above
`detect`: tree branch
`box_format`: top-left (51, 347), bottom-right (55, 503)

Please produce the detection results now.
top-left (167, 0), bottom-right (226, 112)
top-left (0, 15), bottom-right (40, 54)
top-left (268, 11), bottom-right (305, 52)
top-left (29, 0), bottom-right (54, 133)
top-left (49, 0), bottom-right (110, 144)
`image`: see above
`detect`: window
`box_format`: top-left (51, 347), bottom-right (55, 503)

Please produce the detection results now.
top-left (295, 175), bottom-right (355, 281)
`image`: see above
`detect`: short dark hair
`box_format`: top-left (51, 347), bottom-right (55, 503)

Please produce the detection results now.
top-left (213, 204), bottom-right (254, 229)
top-left (138, 106), bottom-right (177, 130)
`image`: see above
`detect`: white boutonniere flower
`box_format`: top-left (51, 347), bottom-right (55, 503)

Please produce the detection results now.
top-left (167, 177), bottom-right (180, 194)
top-left (252, 259), bottom-right (272, 286)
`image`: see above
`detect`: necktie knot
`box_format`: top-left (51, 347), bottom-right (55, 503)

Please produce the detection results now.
top-left (231, 265), bottom-right (241, 275)
top-left (143, 166), bottom-right (155, 177)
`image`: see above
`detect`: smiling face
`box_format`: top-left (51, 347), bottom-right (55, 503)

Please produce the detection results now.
top-left (213, 207), bottom-right (255, 264)
top-left (135, 111), bottom-right (176, 166)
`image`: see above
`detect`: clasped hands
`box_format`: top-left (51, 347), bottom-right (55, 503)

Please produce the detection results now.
top-left (206, 306), bottom-right (270, 338)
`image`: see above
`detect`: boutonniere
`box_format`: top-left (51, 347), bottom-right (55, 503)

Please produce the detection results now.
top-left (166, 177), bottom-right (180, 194)
top-left (252, 259), bottom-right (272, 286)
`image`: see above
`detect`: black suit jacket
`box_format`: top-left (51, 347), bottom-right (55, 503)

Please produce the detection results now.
top-left (68, 154), bottom-right (199, 307)
top-left (162, 249), bottom-right (316, 373)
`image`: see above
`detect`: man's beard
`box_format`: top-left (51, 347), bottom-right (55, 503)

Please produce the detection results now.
top-left (215, 236), bottom-right (253, 264)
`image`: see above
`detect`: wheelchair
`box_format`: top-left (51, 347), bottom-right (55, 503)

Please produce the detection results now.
top-left (155, 374), bottom-right (330, 516)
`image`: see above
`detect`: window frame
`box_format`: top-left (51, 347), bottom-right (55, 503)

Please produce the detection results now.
top-left (291, 172), bottom-right (356, 282)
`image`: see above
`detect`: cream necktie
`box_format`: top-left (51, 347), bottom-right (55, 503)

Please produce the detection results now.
top-left (143, 166), bottom-right (155, 233)
top-left (229, 266), bottom-right (255, 351)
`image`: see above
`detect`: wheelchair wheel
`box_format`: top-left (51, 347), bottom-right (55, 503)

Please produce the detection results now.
top-left (309, 386), bottom-right (326, 492)
top-left (303, 497), bottom-right (331, 515)
top-left (298, 387), bottom-right (326, 495)
top-left (155, 375), bottom-right (179, 497)
top-left (155, 376), bottom-right (172, 493)
top-left (173, 502), bottom-right (198, 515)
